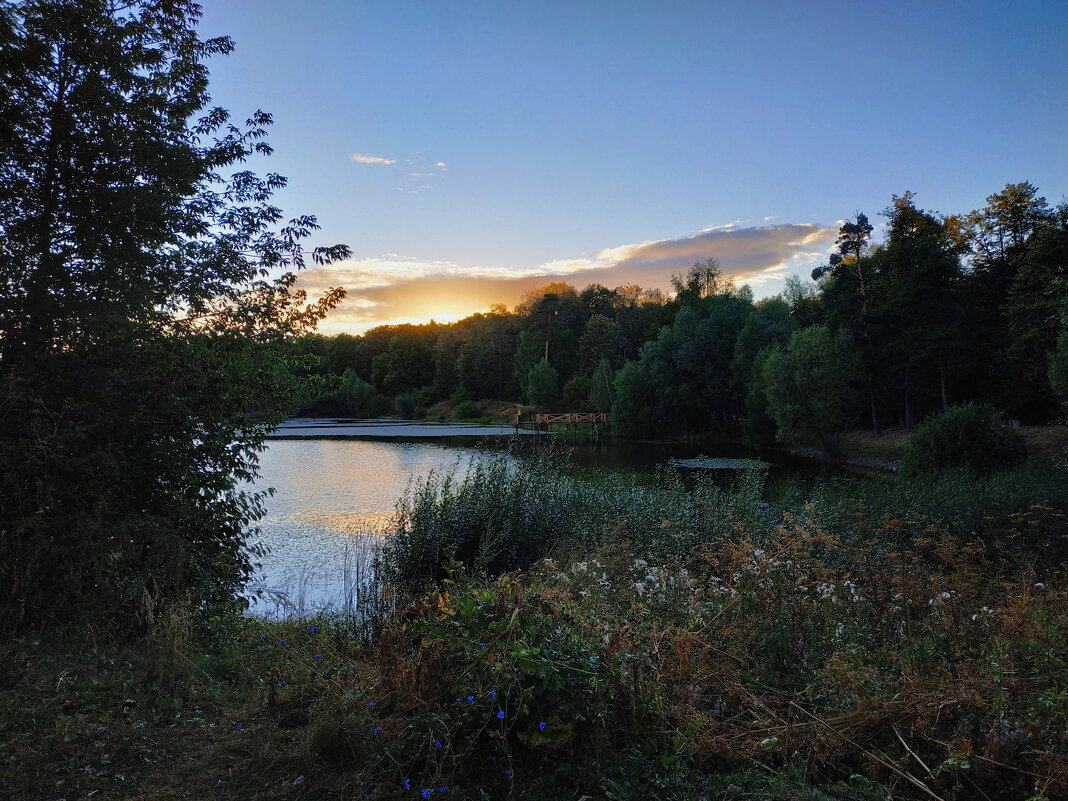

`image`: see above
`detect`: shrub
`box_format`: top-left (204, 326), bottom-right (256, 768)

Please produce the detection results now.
top-left (902, 403), bottom-right (1025, 477)
top-left (452, 400), bottom-right (480, 420)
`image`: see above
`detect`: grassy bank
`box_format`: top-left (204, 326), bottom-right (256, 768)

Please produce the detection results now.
top-left (3, 456), bottom-right (1067, 800)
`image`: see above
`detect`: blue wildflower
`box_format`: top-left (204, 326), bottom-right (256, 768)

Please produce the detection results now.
top-left (497, 710), bottom-right (505, 719)
top-left (439, 788), bottom-right (448, 793)
top-left (322, 669), bottom-right (329, 675)
top-left (278, 639), bottom-right (285, 645)
top-left (277, 680), bottom-right (285, 687)
top-left (373, 726), bottom-right (381, 735)
top-left (539, 721), bottom-right (546, 731)
top-left (311, 626), bottom-right (318, 633)
top-left (466, 695), bottom-right (474, 702)
top-left (434, 740), bottom-right (442, 748)
top-left (314, 653), bottom-right (322, 659)
top-left (404, 779), bottom-right (411, 790)
top-left (236, 723), bottom-right (244, 730)
top-left (489, 690), bottom-right (497, 699)
top-left (368, 701), bottom-right (375, 707)
top-left (478, 643), bottom-right (485, 649)
top-left (504, 770), bottom-right (512, 776)
top-left (422, 790), bottom-right (431, 799)
top-left (259, 635), bottom-right (265, 641)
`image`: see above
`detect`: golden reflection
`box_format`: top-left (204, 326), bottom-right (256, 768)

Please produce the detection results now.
top-left (294, 510), bottom-right (397, 535)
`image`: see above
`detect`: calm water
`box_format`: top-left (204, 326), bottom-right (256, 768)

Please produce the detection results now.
top-left (245, 438), bottom-right (484, 616)
top-left (243, 424), bottom-right (837, 616)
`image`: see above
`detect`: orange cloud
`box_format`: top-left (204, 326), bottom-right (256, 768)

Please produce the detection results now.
top-left (297, 223), bottom-right (834, 333)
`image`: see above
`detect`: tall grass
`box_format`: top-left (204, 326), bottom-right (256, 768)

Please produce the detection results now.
top-left (380, 449), bottom-right (1068, 594)
top-left (378, 448), bottom-right (776, 591)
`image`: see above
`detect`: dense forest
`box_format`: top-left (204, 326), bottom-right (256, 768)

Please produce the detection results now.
top-left (296, 183), bottom-right (1068, 448)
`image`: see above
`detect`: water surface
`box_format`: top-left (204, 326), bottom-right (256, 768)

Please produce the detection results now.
top-left (246, 438), bottom-right (481, 616)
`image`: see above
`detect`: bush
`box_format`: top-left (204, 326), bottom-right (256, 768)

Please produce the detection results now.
top-left (452, 400), bottom-right (480, 420)
top-left (902, 403), bottom-right (1025, 477)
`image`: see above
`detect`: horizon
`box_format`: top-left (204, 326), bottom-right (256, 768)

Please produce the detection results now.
top-left (199, 0), bottom-right (1068, 333)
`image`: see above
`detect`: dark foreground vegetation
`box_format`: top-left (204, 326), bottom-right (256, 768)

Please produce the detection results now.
top-left (1, 2), bottom-right (1067, 800)
top-left (3, 454), bottom-right (1068, 800)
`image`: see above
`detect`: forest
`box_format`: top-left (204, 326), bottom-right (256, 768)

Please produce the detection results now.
top-left (296, 183), bottom-right (1068, 450)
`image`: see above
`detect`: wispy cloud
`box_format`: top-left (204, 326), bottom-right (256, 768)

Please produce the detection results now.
top-left (297, 222), bottom-right (836, 332)
top-left (349, 153), bottom-right (396, 165)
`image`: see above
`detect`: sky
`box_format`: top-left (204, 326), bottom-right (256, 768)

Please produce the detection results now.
top-left (198, 0), bottom-right (1068, 333)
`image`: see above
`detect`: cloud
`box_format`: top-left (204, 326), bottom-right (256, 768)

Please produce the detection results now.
top-left (297, 222), bottom-right (836, 332)
top-left (349, 153), bottom-right (396, 165)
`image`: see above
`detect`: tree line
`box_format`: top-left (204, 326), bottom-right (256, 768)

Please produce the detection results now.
top-left (296, 182), bottom-right (1068, 449)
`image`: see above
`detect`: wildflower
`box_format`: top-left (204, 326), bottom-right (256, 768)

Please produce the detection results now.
top-left (497, 710), bottom-right (505, 719)
top-left (489, 690), bottom-right (497, 699)
top-left (236, 723), bottom-right (244, 730)
top-left (277, 680), bottom-right (285, 687)
top-left (478, 643), bottom-right (485, 649)
top-left (314, 653), bottom-right (322, 659)
top-left (422, 790), bottom-right (431, 799)
top-left (466, 695), bottom-right (474, 702)
top-left (538, 721), bottom-right (546, 731)
top-left (259, 635), bottom-right (266, 641)
top-left (257, 647), bottom-right (262, 652)
top-left (434, 740), bottom-right (442, 748)
top-left (368, 701), bottom-right (375, 707)
top-left (439, 788), bottom-right (448, 793)
top-left (351, 665), bottom-right (357, 670)
top-left (322, 669), bottom-right (329, 675)
top-left (404, 779), bottom-right (411, 790)
top-left (311, 625), bottom-right (319, 633)
top-left (373, 727), bottom-right (381, 735)
top-left (504, 770), bottom-right (511, 776)
top-left (278, 639), bottom-right (285, 645)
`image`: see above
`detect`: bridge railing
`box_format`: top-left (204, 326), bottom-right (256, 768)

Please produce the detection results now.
top-left (534, 413), bottom-right (608, 425)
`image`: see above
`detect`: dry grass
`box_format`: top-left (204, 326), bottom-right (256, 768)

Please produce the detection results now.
top-left (841, 425), bottom-right (1068, 466)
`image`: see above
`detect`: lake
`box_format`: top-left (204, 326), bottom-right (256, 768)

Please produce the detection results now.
top-left (245, 419), bottom-right (833, 616)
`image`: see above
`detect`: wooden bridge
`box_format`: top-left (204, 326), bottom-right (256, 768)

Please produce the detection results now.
top-left (514, 411), bottom-right (609, 437)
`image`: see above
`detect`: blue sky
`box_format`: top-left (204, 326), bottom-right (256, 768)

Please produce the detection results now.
top-left (199, 0), bottom-right (1067, 331)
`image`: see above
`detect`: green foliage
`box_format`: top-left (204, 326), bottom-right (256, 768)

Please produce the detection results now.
top-left (334, 368), bottom-right (376, 416)
top-left (0, 0), bottom-right (349, 630)
top-left (612, 361), bottom-right (655, 437)
top-left (902, 403), bottom-right (1025, 477)
top-left (560, 375), bottom-right (591, 411)
top-left (577, 313), bottom-right (624, 370)
top-left (639, 293), bottom-right (753, 432)
top-left (524, 358), bottom-right (560, 409)
top-left (761, 325), bottom-right (862, 451)
top-left (588, 359), bottom-right (615, 412)
top-left (451, 400), bottom-right (480, 420)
